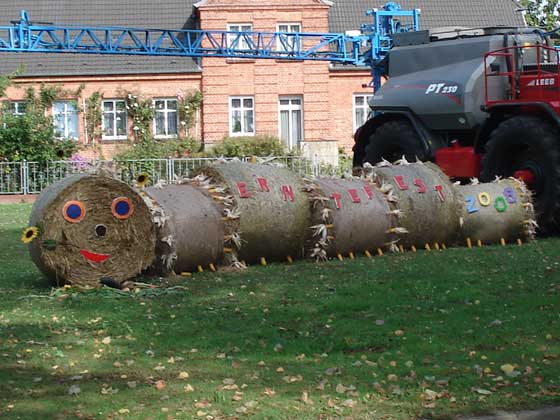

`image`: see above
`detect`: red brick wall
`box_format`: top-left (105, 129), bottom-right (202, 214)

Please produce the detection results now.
top-left (198, 0), bottom-right (334, 146)
top-left (329, 69), bottom-right (373, 153)
top-left (6, 74), bottom-right (201, 159)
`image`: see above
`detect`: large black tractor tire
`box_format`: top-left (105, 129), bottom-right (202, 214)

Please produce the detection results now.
top-left (481, 115), bottom-right (560, 232)
top-left (363, 120), bottom-right (427, 165)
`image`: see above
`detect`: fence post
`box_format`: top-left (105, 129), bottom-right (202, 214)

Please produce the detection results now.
top-left (167, 158), bottom-right (174, 183)
top-left (22, 160), bottom-right (29, 195)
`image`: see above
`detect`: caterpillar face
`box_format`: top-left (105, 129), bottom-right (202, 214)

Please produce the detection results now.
top-left (28, 175), bottom-right (156, 286)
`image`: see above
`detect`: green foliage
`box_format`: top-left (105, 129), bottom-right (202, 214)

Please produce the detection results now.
top-left (114, 137), bottom-right (202, 160)
top-left (0, 86), bottom-right (77, 162)
top-left (521, 0), bottom-right (560, 29)
top-left (209, 135), bottom-right (286, 157)
top-left (121, 90), bottom-right (154, 144)
top-left (113, 89), bottom-right (203, 160)
top-left (177, 90), bottom-right (203, 135)
top-left (84, 91), bottom-right (104, 143)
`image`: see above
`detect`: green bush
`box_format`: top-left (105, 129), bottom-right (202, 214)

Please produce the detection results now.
top-left (114, 137), bottom-right (202, 161)
top-left (208, 135), bottom-right (286, 157)
top-left (0, 87), bottom-right (78, 162)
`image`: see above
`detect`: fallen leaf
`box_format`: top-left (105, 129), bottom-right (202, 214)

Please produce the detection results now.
top-left (335, 383), bottom-right (347, 394)
top-left (155, 380), bottom-right (166, 390)
top-left (101, 337), bottom-right (111, 345)
top-left (178, 371), bottom-right (189, 379)
top-left (263, 388), bottom-right (276, 397)
top-left (194, 400), bottom-right (211, 409)
top-left (68, 385), bottom-right (81, 395)
top-left (473, 388), bottom-right (492, 395)
top-left (118, 408), bottom-right (129, 415)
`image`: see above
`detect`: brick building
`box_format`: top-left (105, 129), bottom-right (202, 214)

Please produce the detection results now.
top-left (0, 0), bottom-right (524, 160)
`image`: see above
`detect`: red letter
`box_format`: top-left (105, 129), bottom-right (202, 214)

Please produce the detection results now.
top-left (236, 182), bottom-right (251, 198)
top-left (394, 175), bottom-right (409, 190)
top-left (414, 178), bottom-right (426, 193)
top-left (256, 177), bottom-right (270, 192)
top-left (348, 189), bottom-right (361, 203)
top-left (363, 184), bottom-right (374, 200)
top-left (434, 185), bottom-right (445, 202)
top-left (330, 193), bottom-right (342, 209)
top-left (281, 185), bottom-right (295, 202)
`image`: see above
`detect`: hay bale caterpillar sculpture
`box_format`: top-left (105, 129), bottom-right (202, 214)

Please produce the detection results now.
top-left (24, 161), bottom-right (535, 288)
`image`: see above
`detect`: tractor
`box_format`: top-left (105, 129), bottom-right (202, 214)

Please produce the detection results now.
top-left (353, 27), bottom-right (560, 231)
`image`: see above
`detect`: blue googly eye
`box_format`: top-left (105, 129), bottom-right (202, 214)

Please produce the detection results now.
top-left (111, 197), bottom-right (134, 220)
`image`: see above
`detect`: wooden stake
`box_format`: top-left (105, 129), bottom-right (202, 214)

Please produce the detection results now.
top-left (500, 238), bottom-right (506, 246)
top-left (466, 237), bottom-right (472, 249)
top-left (399, 245), bottom-right (404, 253)
top-left (377, 248), bottom-right (384, 256)
top-left (517, 238), bottom-right (523, 246)
top-left (477, 239), bottom-right (483, 247)
top-left (365, 250), bottom-right (372, 258)
top-left (411, 245), bottom-right (417, 252)
top-left (209, 263), bottom-right (216, 272)
top-left (337, 253), bottom-right (344, 261)
top-left (349, 252), bottom-right (355, 260)
top-left (425, 243), bottom-right (431, 251)
top-left (260, 257), bottom-right (267, 266)
top-left (287, 256), bottom-right (293, 264)
top-left (197, 265), bottom-right (204, 273)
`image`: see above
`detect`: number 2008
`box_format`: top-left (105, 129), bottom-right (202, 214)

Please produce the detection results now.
top-left (465, 187), bottom-right (517, 214)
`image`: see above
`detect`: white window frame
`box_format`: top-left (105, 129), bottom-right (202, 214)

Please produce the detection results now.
top-left (8, 101), bottom-right (26, 116)
top-left (229, 96), bottom-right (255, 136)
top-left (153, 98), bottom-right (179, 139)
top-left (102, 99), bottom-right (127, 140)
top-left (278, 95), bottom-right (303, 150)
top-left (53, 100), bottom-right (79, 140)
top-left (353, 94), bottom-right (373, 132)
top-left (276, 23), bottom-right (302, 52)
top-left (227, 23), bottom-right (253, 50)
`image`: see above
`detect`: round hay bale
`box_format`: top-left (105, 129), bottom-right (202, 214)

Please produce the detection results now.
top-left (457, 178), bottom-right (536, 244)
top-left (28, 174), bottom-right (156, 287)
top-left (146, 184), bottom-right (224, 274)
top-left (305, 178), bottom-right (395, 259)
top-left (369, 162), bottom-right (462, 248)
top-left (195, 162), bottom-right (310, 264)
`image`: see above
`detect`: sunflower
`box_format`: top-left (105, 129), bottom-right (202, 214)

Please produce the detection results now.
top-left (21, 226), bottom-right (39, 244)
top-left (136, 172), bottom-right (150, 188)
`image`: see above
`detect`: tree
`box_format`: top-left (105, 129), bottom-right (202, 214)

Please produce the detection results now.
top-left (521, 0), bottom-right (560, 29)
top-left (0, 85), bottom-right (77, 162)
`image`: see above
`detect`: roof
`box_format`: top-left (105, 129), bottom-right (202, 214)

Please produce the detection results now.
top-left (328, 0), bottom-right (526, 34)
top-left (0, 0), bottom-right (526, 78)
top-left (0, 0), bottom-right (200, 77)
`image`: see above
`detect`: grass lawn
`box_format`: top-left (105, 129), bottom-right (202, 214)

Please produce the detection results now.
top-left (0, 203), bottom-right (559, 420)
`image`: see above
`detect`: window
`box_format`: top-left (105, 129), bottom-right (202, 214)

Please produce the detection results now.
top-left (279, 96), bottom-right (303, 149)
top-left (229, 96), bottom-right (254, 136)
top-left (154, 98), bottom-right (178, 138)
top-left (353, 94), bottom-right (373, 131)
top-left (8, 101), bottom-right (26, 116)
top-left (277, 23), bottom-right (301, 52)
top-left (102, 100), bottom-right (127, 140)
top-left (227, 24), bottom-right (253, 50)
top-left (53, 101), bottom-right (78, 140)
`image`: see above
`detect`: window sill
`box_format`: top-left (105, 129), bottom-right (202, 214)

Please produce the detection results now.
top-left (225, 58), bottom-right (256, 64)
top-left (275, 59), bottom-right (304, 63)
top-left (154, 135), bottom-right (179, 140)
top-left (100, 138), bottom-right (128, 144)
top-left (229, 132), bottom-right (255, 137)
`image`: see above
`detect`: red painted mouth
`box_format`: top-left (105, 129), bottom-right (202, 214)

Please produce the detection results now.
top-left (80, 249), bottom-right (111, 263)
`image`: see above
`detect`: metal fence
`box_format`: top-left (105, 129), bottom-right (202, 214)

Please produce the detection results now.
top-left (0, 155), bottom-right (348, 195)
